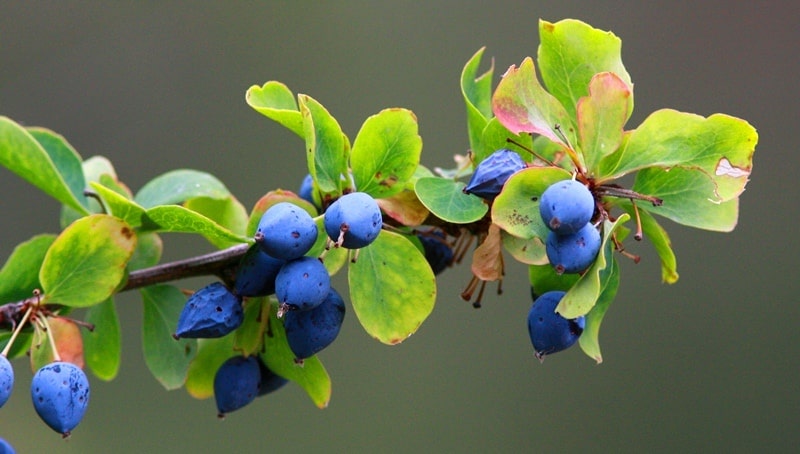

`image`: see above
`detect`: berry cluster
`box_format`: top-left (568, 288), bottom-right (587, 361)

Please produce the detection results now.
top-left (172, 189), bottom-right (384, 416)
top-left (540, 180), bottom-right (601, 275)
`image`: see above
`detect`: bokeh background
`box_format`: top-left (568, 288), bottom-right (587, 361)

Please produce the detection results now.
top-left (1, 1), bottom-right (797, 452)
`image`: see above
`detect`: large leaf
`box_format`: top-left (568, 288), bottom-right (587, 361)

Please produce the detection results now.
top-left (184, 195), bottom-right (249, 249)
top-left (246, 81), bottom-right (304, 137)
top-left (0, 117), bottom-right (89, 214)
top-left (556, 214), bottom-right (629, 319)
top-left (577, 72), bottom-right (631, 174)
top-left (461, 47), bottom-right (495, 158)
top-left (40, 215), bottom-right (137, 308)
top-left (261, 302), bottom-right (331, 408)
top-left (414, 177), bottom-right (488, 224)
top-left (492, 57), bottom-right (576, 148)
top-left (350, 108), bottom-right (422, 199)
top-left (141, 205), bottom-right (250, 245)
top-left (299, 94), bottom-right (350, 197)
top-left (578, 258), bottom-right (620, 363)
top-left (537, 19), bottom-right (633, 121)
top-left (632, 166), bottom-right (739, 232)
top-left (185, 335), bottom-right (236, 400)
top-left (600, 110), bottom-right (757, 201)
top-left (82, 297), bottom-right (122, 381)
top-left (134, 169), bottom-right (231, 208)
top-left (491, 166), bottom-right (572, 239)
top-left (0, 234), bottom-right (55, 303)
top-left (349, 230), bottom-right (436, 344)
top-left (141, 285), bottom-right (197, 390)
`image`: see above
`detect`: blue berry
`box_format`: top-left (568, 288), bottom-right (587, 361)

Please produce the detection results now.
top-left (527, 291), bottom-right (585, 361)
top-left (463, 148), bottom-right (526, 201)
top-left (174, 282), bottom-right (244, 339)
top-left (298, 173), bottom-right (316, 207)
top-left (417, 231), bottom-right (453, 275)
top-left (31, 361), bottom-right (90, 436)
top-left (256, 358), bottom-right (288, 397)
top-left (234, 245), bottom-right (285, 297)
top-left (0, 355), bottom-right (12, 409)
top-left (255, 202), bottom-right (318, 260)
top-left (213, 356), bottom-right (261, 417)
top-left (539, 179), bottom-right (595, 234)
top-left (275, 257), bottom-right (331, 313)
top-left (545, 223), bottom-right (601, 274)
top-left (324, 192), bottom-right (382, 249)
top-left (0, 437), bottom-right (15, 453)
top-left (283, 288), bottom-right (346, 361)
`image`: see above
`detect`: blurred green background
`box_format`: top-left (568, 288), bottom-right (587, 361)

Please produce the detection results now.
top-left (1, 1), bottom-right (797, 452)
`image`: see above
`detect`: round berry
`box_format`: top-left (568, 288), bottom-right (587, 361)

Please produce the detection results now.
top-left (539, 179), bottom-right (595, 234)
top-left (255, 202), bottom-right (318, 260)
top-left (324, 192), bottom-right (382, 249)
top-left (463, 148), bottom-right (526, 201)
top-left (175, 282), bottom-right (244, 339)
top-left (234, 246), bottom-right (285, 297)
top-left (275, 257), bottom-right (331, 312)
top-left (545, 223), bottom-right (601, 274)
top-left (31, 361), bottom-right (90, 436)
top-left (283, 288), bottom-right (346, 360)
top-left (214, 356), bottom-right (261, 417)
top-left (527, 291), bottom-right (586, 361)
top-left (0, 355), bottom-right (13, 409)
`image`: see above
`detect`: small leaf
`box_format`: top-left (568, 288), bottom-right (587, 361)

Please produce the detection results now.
top-left (577, 72), bottom-right (631, 174)
top-left (0, 234), bottom-right (55, 303)
top-left (83, 297), bottom-right (122, 381)
top-left (414, 177), bottom-right (488, 224)
top-left (261, 303), bottom-right (331, 408)
top-left (233, 298), bottom-right (268, 357)
top-left (537, 19), bottom-right (633, 121)
top-left (89, 181), bottom-right (146, 227)
top-left (349, 230), bottom-right (436, 345)
top-left (492, 57), bottom-right (575, 147)
top-left (30, 317), bottom-right (84, 372)
top-left (461, 47), bottom-right (494, 157)
top-left (0, 116), bottom-right (89, 214)
top-left (528, 263), bottom-right (580, 297)
top-left (141, 285), bottom-right (197, 390)
top-left (578, 258), bottom-right (621, 363)
top-left (556, 214), bottom-right (629, 319)
top-left (184, 195), bottom-right (249, 249)
top-left (185, 335), bottom-right (236, 400)
top-left (471, 224), bottom-right (503, 281)
top-left (246, 81), bottom-right (303, 137)
top-left (377, 188), bottom-right (430, 227)
top-left (491, 166), bottom-right (572, 239)
top-left (299, 94), bottom-right (351, 197)
top-left (40, 215), bottom-right (137, 308)
top-left (632, 166), bottom-right (739, 232)
top-left (134, 169), bottom-right (231, 209)
top-left (141, 205), bottom-right (250, 246)
top-left (351, 108), bottom-right (422, 199)
top-left (502, 232), bottom-right (547, 265)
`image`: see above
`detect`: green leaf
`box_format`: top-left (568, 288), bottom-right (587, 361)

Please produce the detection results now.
top-left (502, 232), bottom-right (547, 265)
top-left (185, 335), bottom-right (236, 400)
top-left (0, 234), bottom-right (55, 303)
top-left (141, 205), bottom-right (250, 246)
top-left (578, 258), bottom-right (620, 363)
top-left (600, 110), bottom-right (757, 202)
top-left (89, 181), bottom-right (146, 227)
top-left (477, 117), bottom-right (534, 165)
top-left (414, 177), bottom-right (488, 224)
top-left (83, 297), bottom-right (122, 381)
top-left (246, 81), bottom-right (304, 137)
top-left (40, 215), bottom-right (137, 308)
top-left (141, 285), bottom-right (197, 390)
top-left (299, 94), bottom-right (351, 197)
top-left (233, 298), bottom-right (268, 357)
top-left (619, 202), bottom-right (678, 283)
top-left (349, 230), bottom-right (436, 344)
top-left (60, 155), bottom-right (129, 228)
top-left (556, 214), bottom-right (629, 319)
top-left (0, 331), bottom-right (32, 360)
top-left (134, 169), bottom-right (231, 209)
top-left (461, 47), bottom-right (494, 156)
top-left (0, 116), bottom-right (89, 214)
top-left (351, 108), bottom-right (422, 199)
top-left (632, 166), bottom-right (739, 232)
top-left (128, 232), bottom-right (163, 271)
top-left (577, 72), bottom-right (631, 174)
top-left (492, 57), bottom-right (576, 148)
top-left (537, 19), bottom-right (633, 121)
top-left (184, 195), bottom-right (249, 249)
top-left (528, 263), bottom-right (580, 297)
top-left (261, 302), bottom-right (331, 408)
top-left (491, 166), bottom-right (572, 239)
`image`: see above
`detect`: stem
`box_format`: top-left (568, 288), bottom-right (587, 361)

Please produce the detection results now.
top-left (597, 185), bottom-right (663, 206)
top-left (1, 305), bottom-right (33, 357)
top-left (40, 314), bottom-right (61, 362)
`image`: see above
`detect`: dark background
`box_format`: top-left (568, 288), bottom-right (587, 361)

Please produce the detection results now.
top-left (1, 2), bottom-right (797, 452)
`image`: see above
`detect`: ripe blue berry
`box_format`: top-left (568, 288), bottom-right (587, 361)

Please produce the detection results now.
top-left (298, 173), bottom-right (316, 207)
top-left (283, 288), bottom-right (346, 361)
top-left (31, 361), bottom-right (90, 436)
top-left (324, 192), bottom-right (382, 249)
top-left (255, 202), bottom-right (318, 260)
top-left (213, 356), bottom-right (261, 417)
top-left (0, 355), bottom-right (13, 409)
top-left (527, 291), bottom-right (586, 361)
top-left (275, 257), bottom-right (331, 312)
top-left (174, 282), bottom-right (244, 339)
top-left (539, 179), bottom-right (595, 234)
top-left (417, 231), bottom-right (453, 275)
top-left (256, 358), bottom-right (288, 397)
top-left (234, 246), bottom-right (285, 297)
top-left (463, 148), bottom-right (526, 201)
top-left (0, 437), bottom-right (15, 453)
top-left (545, 223), bottom-right (601, 274)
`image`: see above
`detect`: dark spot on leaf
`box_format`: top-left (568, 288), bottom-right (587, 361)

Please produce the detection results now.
top-left (120, 226), bottom-right (134, 239)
